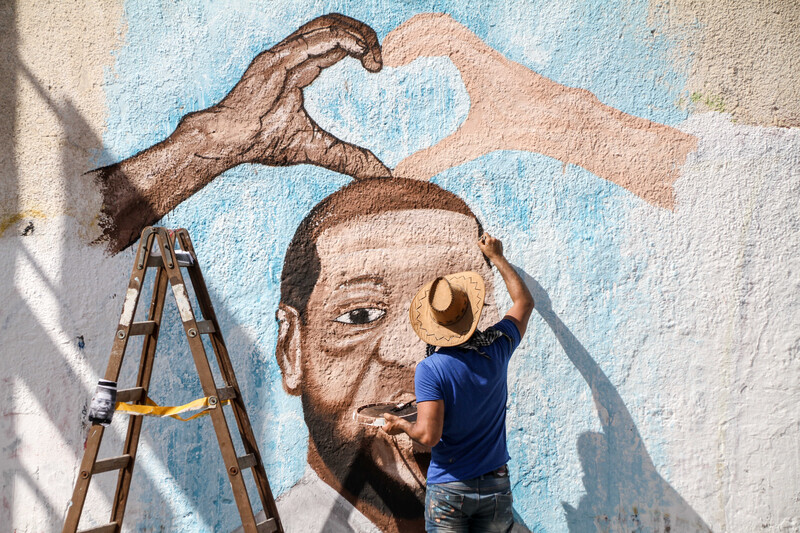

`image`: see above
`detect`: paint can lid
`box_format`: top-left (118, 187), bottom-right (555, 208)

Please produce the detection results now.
top-left (353, 400), bottom-right (417, 427)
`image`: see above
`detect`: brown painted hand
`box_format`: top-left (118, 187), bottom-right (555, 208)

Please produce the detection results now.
top-left (383, 13), bottom-right (697, 208)
top-left (187, 14), bottom-right (391, 177)
top-left (96, 14), bottom-right (391, 253)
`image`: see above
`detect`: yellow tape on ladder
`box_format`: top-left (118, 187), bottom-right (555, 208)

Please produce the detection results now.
top-left (115, 396), bottom-right (230, 422)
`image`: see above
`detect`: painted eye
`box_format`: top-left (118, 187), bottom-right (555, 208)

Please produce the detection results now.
top-left (334, 308), bottom-right (386, 325)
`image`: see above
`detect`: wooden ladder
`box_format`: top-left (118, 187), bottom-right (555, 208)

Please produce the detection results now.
top-left (63, 227), bottom-right (282, 533)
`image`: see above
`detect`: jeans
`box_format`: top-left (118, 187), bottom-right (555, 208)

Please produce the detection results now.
top-left (425, 474), bottom-right (513, 532)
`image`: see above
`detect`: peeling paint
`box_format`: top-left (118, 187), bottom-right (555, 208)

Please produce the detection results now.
top-left (172, 283), bottom-right (195, 323)
top-left (118, 287), bottom-right (138, 328)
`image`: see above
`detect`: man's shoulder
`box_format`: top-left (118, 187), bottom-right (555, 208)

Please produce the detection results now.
top-left (415, 354), bottom-right (445, 382)
top-left (492, 318), bottom-right (522, 344)
top-left (484, 319), bottom-right (522, 359)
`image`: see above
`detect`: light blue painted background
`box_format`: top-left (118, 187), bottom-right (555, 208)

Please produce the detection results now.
top-left (101, 0), bottom-right (689, 530)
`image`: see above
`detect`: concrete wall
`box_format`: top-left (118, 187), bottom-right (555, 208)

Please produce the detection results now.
top-left (2, 1), bottom-right (798, 531)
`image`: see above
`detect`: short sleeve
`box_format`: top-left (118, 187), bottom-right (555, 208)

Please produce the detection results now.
top-left (414, 359), bottom-right (443, 403)
top-left (488, 319), bottom-right (522, 361)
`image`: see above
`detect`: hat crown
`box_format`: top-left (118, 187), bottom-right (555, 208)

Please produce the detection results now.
top-left (428, 277), bottom-right (469, 326)
top-left (409, 271), bottom-right (486, 348)
top-left (430, 278), bottom-right (453, 311)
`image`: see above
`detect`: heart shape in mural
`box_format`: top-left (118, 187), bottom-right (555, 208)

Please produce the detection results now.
top-left (304, 56), bottom-right (469, 169)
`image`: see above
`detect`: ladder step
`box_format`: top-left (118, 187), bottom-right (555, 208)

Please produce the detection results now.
top-left (256, 518), bottom-right (278, 533)
top-left (116, 387), bottom-right (146, 403)
top-left (129, 321), bottom-right (157, 336)
top-left (217, 386), bottom-right (237, 401)
top-left (78, 524), bottom-right (118, 533)
top-left (146, 251), bottom-right (194, 268)
top-left (92, 455), bottom-right (132, 474)
top-left (78, 522), bottom-right (118, 533)
top-left (196, 320), bottom-right (216, 334)
top-left (238, 453), bottom-right (258, 470)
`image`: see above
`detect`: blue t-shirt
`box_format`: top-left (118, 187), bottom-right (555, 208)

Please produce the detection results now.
top-left (415, 318), bottom-right (521, 484)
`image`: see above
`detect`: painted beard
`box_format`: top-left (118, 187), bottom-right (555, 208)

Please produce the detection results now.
top-left (301, 393), bottom-right (429, 520)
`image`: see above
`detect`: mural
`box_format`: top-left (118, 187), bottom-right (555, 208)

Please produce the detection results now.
top-left (81, 10), bottom-right (707, 531)
top-left (275, 178), bottom-right (497, 532)
top-left (3, 1), bottom-right (799, 532)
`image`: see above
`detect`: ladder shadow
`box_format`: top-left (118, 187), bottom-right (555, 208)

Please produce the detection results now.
top-left (2, 41), bottom-right (234, 530)
top-left (516, 269), bottom-right (711, 532)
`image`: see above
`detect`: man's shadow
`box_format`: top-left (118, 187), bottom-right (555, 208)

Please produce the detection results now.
top-left (517, 269), bottom-right (712, 533)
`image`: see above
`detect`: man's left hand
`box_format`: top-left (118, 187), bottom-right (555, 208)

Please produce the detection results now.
top-left (381, 412), bottom-right (405, 435)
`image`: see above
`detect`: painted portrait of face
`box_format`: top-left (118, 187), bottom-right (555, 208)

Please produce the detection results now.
top-left (275, 178), bottom-right (500, 530)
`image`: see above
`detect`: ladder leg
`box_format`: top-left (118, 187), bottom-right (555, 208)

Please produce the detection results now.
top-left (156, 231), bottom-right (260, 532)
top-left (208, 331), bottom-right (281, 527)
top-left (207, 408), bottom-right (260, 532)
top-left (110, 265), bottom-right (169, 525)
top-left (178, 232), bottom-right (282, 531)
top-left (62, 426), bottom-right (105, 532)
top-left (62, 229), bottom-right (156, 533)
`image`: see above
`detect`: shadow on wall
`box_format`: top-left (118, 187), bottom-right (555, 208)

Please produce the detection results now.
top-left (1, 33), bottom-right (248, 530)
top-left (518, 270), bottom-right (711, 533)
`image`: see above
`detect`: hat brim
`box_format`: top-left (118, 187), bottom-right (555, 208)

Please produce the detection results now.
top-left (409, 271), bottom-right (485, 347)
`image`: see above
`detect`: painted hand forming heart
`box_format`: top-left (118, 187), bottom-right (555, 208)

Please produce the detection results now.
top-left (90, 13), bottom-right (696, 255)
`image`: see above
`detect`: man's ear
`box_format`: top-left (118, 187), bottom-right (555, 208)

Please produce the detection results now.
top-left (276, 303), bottom-right (303, 395)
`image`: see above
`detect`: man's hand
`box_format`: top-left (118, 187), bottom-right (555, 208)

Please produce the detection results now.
top-left (383, 13), bottom-right (697, 208)
top-left (478, 233), bottom-right (503, 261)
top-left (380, 400), bottom-right (443, 447)
top-left (381, 412), bottom-right (406, 436)
top-left (478, 231), bottom-right (534, 337)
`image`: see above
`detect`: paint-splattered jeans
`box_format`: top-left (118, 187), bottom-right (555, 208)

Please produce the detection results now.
top-left (425, 474), bottom-right (513, 532)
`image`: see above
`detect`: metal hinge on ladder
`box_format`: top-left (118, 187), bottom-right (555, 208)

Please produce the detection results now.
top-left (62, 227), bottom-right (283, 533)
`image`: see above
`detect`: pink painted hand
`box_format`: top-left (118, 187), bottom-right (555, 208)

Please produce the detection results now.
top-left (383, 13), bottom-right (697, 208)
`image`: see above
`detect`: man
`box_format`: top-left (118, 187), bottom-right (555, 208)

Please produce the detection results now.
top-left (273, 177), bottom-right (507, 532)
top-left (381, 234), bottom-right (534, 532)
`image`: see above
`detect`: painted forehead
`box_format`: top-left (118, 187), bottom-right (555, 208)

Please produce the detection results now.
top-left (316, 209), bottom-right (482, 255)
top-left (304, 177), bottom-right (477, 242)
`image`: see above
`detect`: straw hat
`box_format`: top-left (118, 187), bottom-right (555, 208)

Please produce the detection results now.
top-left (409, 271), bottom-right (486, 347)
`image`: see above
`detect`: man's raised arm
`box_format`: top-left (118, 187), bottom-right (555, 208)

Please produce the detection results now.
top-left (94, 14), bottom-right (391, 254)
top-left (478, 233), bottom-right (534, 338)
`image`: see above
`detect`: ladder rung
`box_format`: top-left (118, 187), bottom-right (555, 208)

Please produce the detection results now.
top-left (217, 386), bottom-right (237, 401)
top-left (237, 453), bottom-right (258, 470)
top-left (92, 455), bottom-right (132, 474)
top-left (116, 387), bottom-right (146, 403)
top-left (129, 321), bottom-right (157, 336)
top-left (256, 518), bottom-right (278, 533)
top-left (146, 252), bottom-right (194, 268)
top-left (78, 524), bottom-right (118, 533)
top-left (196, 320), bottom-right (216, 334)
